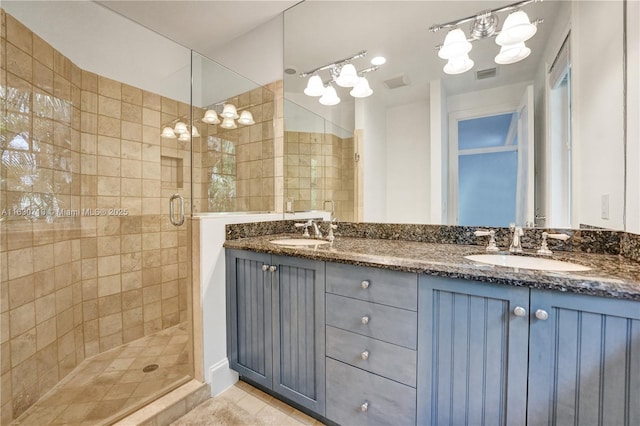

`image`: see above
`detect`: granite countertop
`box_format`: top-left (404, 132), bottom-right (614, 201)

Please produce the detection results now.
top-left (224, 234), bottom-right (640, 301)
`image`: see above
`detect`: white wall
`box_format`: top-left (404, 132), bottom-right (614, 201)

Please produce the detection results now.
top-left (573, 1), bottom-right (625, 230)
top-left (627, 0), bottom-right (640, 234)
top-left (209, 15), bottom-right (284, 87)
top-left (385, 101), bottom-right (430, 223)
top-left (447, 82), bottom-right (530, 113)
top-left (197, 212), bottom-right (328, 397)
top-left (3, 0), bottom-right (191, 104)
top-left (355, 96), bottom-right (387, 222)
top-left (429, 80), bottom-right (447, 224)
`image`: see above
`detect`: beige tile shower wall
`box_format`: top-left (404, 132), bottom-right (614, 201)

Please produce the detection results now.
top-left (194, 82), bottom-right (279, 213)
top-left (284, 131), bottom-right (355, 221)
top-left (0, 10), bottom-right (190, 424)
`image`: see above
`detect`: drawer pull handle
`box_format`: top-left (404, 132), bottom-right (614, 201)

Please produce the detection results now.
top-left (261, 264), bottom-right (269, 272)
top-left (513, 306), bottom-right (527, 317)
top-left (361, 350), bottom-right (369, 360)
top-left (361, 280), bottom-right (370, 289)
top-left (269, 265), bottom-right (277, 272)
top-left (535, 309), bottom-right (549, 320)
top-left (361, 316), bottom-right (370, 325)
top-left (361, 401), bottom-right (369, 412)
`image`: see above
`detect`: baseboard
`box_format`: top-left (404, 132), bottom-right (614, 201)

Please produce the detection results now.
top-left (208, 357), bottom-right (239, 397)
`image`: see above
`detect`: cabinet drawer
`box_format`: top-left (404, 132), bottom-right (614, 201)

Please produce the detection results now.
top-left (326, 358), bottom-right (416, 426)
top-left (326, 294), bottom-right (417, 349)
top-left (326, 263), bottom-right (417, 311)
top-left (326, 326), bottom-right (416, 387)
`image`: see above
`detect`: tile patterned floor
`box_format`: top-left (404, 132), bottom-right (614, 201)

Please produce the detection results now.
top-left (12, 323), bottom-right (191, 426)
top-left (171, 381), bottom-right (325, 426)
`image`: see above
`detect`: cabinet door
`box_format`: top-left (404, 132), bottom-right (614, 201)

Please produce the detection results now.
top-left (226, 249), bottom-right (273, 388)
top-left (528, 290), bottom-right (640, 426)
top-left (272, 255), bottom-right (326, 415)
top-left (417, 276), bottom-right (530, 426)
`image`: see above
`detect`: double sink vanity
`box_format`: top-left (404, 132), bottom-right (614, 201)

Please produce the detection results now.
top-left (224, 221), bottom-right (640, 426)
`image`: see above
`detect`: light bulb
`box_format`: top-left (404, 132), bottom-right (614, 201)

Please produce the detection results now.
top-left (496, 10), bottom-right (537, 46)
top-left (191, 125), bottom-right (200, 137)
top-left (174, 121), bottom-right (188, 134)
top-left (178, 132), bottom-right (190, 142)
top-left (336, 63), bottom-right (360, 87)
top-left (237, 110), bottom-right (255, 125)
top-left (319, 85), bottom-right (340, 106)
top-left (443, 54), bottom-right (474, 74)
top-left (220, 117), bottom-right (237, 129)
top-left (350, 77), bottom-right (373, 98)
top-left (202, 109), bottom-right (220, 124)
top-left (495, 42), bottom-right (531, 64)
top-left (438, 28), bottom-right (472, 60)
top-left (221, 104), bottom-right (239, 119)
top-left (304, 75), bottom-right (325, 97)
top-left (161, 127), bottom-right (177, 139)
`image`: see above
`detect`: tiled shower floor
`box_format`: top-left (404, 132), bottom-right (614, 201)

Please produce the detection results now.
top-left (12, 323), bottom-right (191, 425)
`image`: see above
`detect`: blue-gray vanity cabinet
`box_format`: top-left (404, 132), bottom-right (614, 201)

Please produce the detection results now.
top-left (417, 276), bottom-right (530, 426)
top-left (226, 249), bottom-right (326, 415)
top-left (527, 289), bottom-right (640, 426)
top-left (418, 275), bottom-right (640, 426)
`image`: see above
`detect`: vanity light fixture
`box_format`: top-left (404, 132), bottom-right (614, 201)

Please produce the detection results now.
top-left (430, 0), bottom-right (543, 75)
top-left (161, 102), bottom-right (256, 139)
top-left (300, 50), bottom-right (384, 105)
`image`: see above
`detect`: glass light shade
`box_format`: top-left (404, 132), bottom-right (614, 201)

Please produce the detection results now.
top-left (221, 104), bottom-right (239, 119)
top-left (438, 28), bottom-right (472, 60)
top-left (237, 110), bottom-right (255, 125)
top-left (202, 109), bottom-right (220, 124)
top-left (174, 121), bottom-right (188, 134)
top-left (495, 42), bottom-right (531, 64)
top-left (304, 75), bottom-right (325, 97)
top-left (336, 63), bottom-right (360, 87)
top-left (443, 54), bottom-right (474, 75)
top-left (319, 85), bottom-right (340, 106)
top-left (496, 10), bottom-right (537, 45)
top-left (350, 77), bottom-right (373, 98)
top-left (191, 125), bottom-right (200, 137)
top-left (220, 117), bottom-right (237, 129)
top-left (178, 132), bottom-right (190, 142)
top-left (161, 126), bottom-right (177, 139)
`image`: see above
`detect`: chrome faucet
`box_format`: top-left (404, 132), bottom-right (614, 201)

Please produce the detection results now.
top-left (294, 219), bottom-right (323, 238)
top-left (509, 224), bottom-right (524, 253)
top-left (311, 221), bottom-right (323, 239)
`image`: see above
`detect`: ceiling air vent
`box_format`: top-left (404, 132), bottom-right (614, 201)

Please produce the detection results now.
top-left (476, 68), bottom-right (497, 80)
top-left (383, 74), bottom-right (410, 89)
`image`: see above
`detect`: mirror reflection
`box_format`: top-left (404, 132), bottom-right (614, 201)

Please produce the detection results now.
top-left (283, 0), bottom-right (626, 231)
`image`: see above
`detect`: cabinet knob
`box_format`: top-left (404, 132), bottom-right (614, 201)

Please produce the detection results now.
top-left (261, 264), bottom-right (269, 272)
top-left (535, 309), bottom-right (549, 320)
top-left (269, 265), bottom-right (277, 273)
top-left (361, 280), bottom-right (370, 289)
top-left (360, 401), bottom-right (369, 412)
top-left (361, 350), bottom-right (369, 360)
top-left (361, 316), bottom-right (370, 325)
top-left (513, 306), bottom-right (527, 317)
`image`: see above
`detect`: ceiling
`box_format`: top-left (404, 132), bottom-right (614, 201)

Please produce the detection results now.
top-left (283, 1), bottom-right (564, 109)
top-left (97, 0), bottom-right (299, 55)
top-left (97, 0), bottom-right (565, 118)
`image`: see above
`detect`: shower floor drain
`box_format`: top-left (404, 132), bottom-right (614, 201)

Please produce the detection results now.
top-left (142, 364), bottom-right (159, 373)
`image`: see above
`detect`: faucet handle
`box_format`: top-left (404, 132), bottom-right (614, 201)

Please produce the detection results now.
top-left (474, 229), bottom-right (499, 253)
top-left (537, 232), bottom-right (571, 256)
top-left (294, 220), bottom-right (312, 237)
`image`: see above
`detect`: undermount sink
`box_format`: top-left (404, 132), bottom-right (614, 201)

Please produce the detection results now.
top-left (269, 238), bottom-right (330, 247)
top-left (465, 254), bottom-right (591, 272)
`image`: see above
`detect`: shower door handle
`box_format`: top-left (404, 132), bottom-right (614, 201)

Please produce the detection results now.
top-left (169, 193), bottom-right (185, 226)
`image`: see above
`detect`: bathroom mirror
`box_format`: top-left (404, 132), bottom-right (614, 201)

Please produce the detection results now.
top-left (283, 0), bottom-right (627, 231)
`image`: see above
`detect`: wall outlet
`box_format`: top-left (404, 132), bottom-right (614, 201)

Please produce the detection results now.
top-left (601, 194), bottom-right (610, 220)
